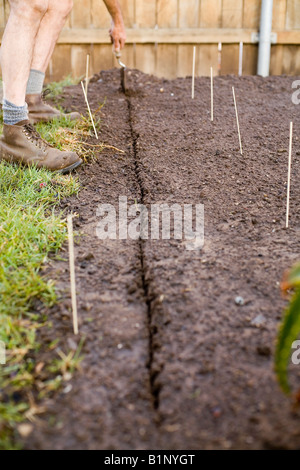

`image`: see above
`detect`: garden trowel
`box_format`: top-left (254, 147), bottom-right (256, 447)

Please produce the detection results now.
top-left (115, 50), bottom-right (127, 94)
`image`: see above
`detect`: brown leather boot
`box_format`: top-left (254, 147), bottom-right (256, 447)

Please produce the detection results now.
top-left (0, 120), bottom-right (82, 173)
top-left (26, 91), bottom-right (81, 124)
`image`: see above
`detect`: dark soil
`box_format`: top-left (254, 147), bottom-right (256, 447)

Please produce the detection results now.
top-left (26, 69), bottom-right (300, 450)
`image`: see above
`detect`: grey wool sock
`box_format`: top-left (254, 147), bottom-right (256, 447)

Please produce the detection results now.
top-left (26, 69), bottom-right (45, 95)
top-left (2, 99), bottom-right (28, 125)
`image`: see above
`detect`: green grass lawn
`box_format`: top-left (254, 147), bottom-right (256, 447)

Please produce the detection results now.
top-left (0, 81), bottom-right (103, 449)
top-left (0, 161), bottom-right (79, 448)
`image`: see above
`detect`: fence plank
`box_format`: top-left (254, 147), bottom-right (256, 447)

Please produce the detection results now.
top-left (4, 0), bottom-right (9, 22)
top-left (90, 0), bottom-right (110, 28)
top-left (221, 44), bottom-right (239, 74)
top-left (286, 0), bottom-right (300, 30)
top-left (119, 0), bottom-right (135, 28)
top-left (46, 45), bottom-right (72, 82)
top-left (177, 45), bottom-right (194, 77)
top-left (243, 0), bottom-right (261, 29)
top-left (277, 30), bottom-right (300, 43)
top-left (178, 0), bottom-right (200, 28)
top-left (71, 45), bottom-right (91, 78)
top-left (156, 44), bottom-right (177, 78)
top-left (136, 45), bottom-right (156, 75)
top-left (157, 0), bottom-right (178, 28)
top-left (200, 0), bottom-right (222, 28)
top-left (270, 45), bottom-right (284, 74)
top-left (90, 1), bottom-right (134, 31)
top-left (0, 1), bottom-right (5, 28)
top-left (135, 1), bottom-right (156, 28)
top-left (281, 45), bottom-right (300, 74)
top-left (197, 44), bottom-right (219, 76)
top-left (222, 0), bottom-right (243, 28)
top-left (119, 44), bottom-right (135, 69)
top-left (178, 44), bottom-right (219, 78)
top-left (272, 0), bottom-right (287, 30)
top-left (1, 26), bottom-right (299, 46)
top-left (243, 45), bottom-right (258, 74)
top-left (93, 44), bottom-right (114, 72)
top-left (71, 0), bottom-right (91, 28)
top-left (54, 28), bottom-right (266, 44)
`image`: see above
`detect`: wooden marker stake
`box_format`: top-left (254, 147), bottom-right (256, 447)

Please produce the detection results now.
top-left (192, 46), bottom-right (196, 99)
top-left (85, 54), bottom-right (90, 96)
top-left (81, 80), bottom-right (98, 139)
top-left (232, 87), bottom-right (243, 155)
top-left (218, 42), bottom-right (222, 76)
top-left (238, 42), bottom-right (243, 77)
top-left (211, 67), bottom-right (214, 121)
top-left (67, 214), bottom-right (78, 335)
top-left (286, 121), bottom-right (293, 228)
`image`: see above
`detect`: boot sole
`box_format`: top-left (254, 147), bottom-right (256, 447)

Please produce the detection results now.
top-left (0, 154), bottom-right (82, 174)
top-left (57, 159), bottom-right (83, 174)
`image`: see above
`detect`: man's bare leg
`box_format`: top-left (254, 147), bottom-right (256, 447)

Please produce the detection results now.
top-left (25, 0), bottom-right (81, 123)
top-left (25, 0), bottom-right (80, 123)
top-left (0, 0), bottom-right (81, 172)
top-left (30, 0), bottom-right (73, 73)
top-left (1, 0), bottom-right (49, 106)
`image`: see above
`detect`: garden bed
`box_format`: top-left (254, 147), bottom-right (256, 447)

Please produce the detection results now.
top-left (25, 69), bottom-right (300, 450)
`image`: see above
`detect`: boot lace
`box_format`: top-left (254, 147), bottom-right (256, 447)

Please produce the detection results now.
top-left (23, 123), bottom-right (50, 151)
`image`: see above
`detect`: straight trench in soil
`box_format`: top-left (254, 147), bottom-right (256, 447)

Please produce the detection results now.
top-left (26, 70), bottom-right (300, 450)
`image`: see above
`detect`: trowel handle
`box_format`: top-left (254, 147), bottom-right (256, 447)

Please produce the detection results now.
top-left (114, 50), bottom-right (126, 69)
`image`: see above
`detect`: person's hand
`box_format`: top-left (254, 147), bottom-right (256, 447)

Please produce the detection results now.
top-left (109, 19), bottom-right (126, 52)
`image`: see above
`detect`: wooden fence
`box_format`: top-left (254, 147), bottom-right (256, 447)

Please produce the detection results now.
top-left (1, 0), bottom-right (300, 81)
